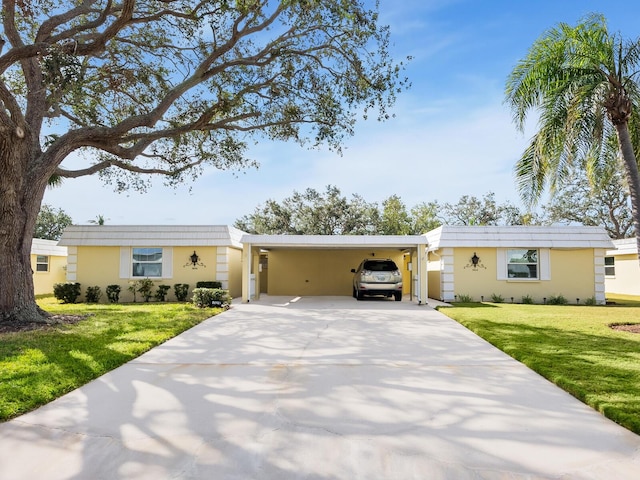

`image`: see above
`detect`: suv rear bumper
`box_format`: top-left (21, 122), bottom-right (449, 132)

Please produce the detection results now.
top-left (358, 283), bottom-right (402, 295)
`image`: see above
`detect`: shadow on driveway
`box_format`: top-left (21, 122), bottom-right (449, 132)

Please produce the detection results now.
top-left (0, 296), bottom-right (639, 479)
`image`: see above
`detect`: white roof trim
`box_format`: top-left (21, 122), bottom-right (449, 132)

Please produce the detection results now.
top-left (241, 234), bottom-right (428, 249)
top-left (426, 225), bottom-right (614, 250)
top-left (58, 225), bottom-right (245, 248)
top-left (607, 238), bottom-right (638, 256)
top-left (32, 238), bottom-right (68, 256)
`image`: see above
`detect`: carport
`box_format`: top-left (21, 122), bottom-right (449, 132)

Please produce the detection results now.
top-left (240, 235), bottom-right (429, 304)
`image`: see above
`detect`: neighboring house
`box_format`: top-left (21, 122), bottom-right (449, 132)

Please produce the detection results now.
top-left (605, 238), bottom-right (640, 296)
top-left (425, 226), bottom-right (614, 305)
top-left (31, 238), bottom-right (68, 295)
top-left (58, 225), bottom-right (244, 302)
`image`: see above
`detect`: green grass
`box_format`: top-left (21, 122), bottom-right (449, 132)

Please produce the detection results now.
top-left (607, 293), bottom-right (640, 306)
top-left (0, 297), bottom-right (216, 422)
top-left (438, 297), bottom-right (640, 435)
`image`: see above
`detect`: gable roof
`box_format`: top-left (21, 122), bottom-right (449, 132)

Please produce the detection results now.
top-left (58, 225), bottom-right (245, 248)
top-left (32, 238), bottom-right (67, 256)
top-left (426, 225), bottom-right (614, 251)
top-left (607, 238), bottom-right (638, 256)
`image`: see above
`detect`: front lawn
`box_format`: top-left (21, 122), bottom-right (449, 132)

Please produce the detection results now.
top-left (0, 298), bottom-right (216, 421)
top-left (438, 298), bottom-right (640, 435)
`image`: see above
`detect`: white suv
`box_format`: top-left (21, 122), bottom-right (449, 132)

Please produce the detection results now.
top-left (351, 258), bottom-right (403, 301)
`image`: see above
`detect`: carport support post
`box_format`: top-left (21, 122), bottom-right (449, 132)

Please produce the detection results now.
top-left (252, 249), bottom-right (261, 300)
top-left (417, 245), bottom-right (428, 304)
top-left (242, 242), bottom-right (253, 303)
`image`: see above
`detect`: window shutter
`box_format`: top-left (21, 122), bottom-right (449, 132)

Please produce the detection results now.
top-left (496, 248), bottom-right (507, 280)
top-left (540, 248), bottom-right (551, 280)
top-left (119, 247), bottom-right (131, 279)
top-left (163, 247), bottom-right (173, 279)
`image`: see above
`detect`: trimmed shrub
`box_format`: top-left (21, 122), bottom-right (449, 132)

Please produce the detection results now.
top-left (85, 286), bottom-right (102, 303)
top-left (490, 293), bottom-right (504, 303)
top-left (137, 278), bottom-right (155, 302)
top-left (585, 296), bottom-right (598, 306)
top-left (154, 285), bottom-right (171, 302)
top-left (53, 282), bottom-right (82, 304)
top-left (547, 294), bottom-right (568, 305)
top-left (106, 285), bottom-right (121, 303)
top-left (128, 281), bottom-right (139, 302)
top-left (174, 284), bottom-right (190, 302)
top-left (192, 288), bottom-right (232, 308)
top-left (196, 281), bottom-right (222, 289)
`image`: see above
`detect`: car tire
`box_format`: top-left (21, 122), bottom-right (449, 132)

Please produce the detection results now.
top-left (352, 287), bottom-right (357, 299)
top-left (356, 290), bottom-right (364, 301)
top-left (394, 292), bottom-right (402, 301)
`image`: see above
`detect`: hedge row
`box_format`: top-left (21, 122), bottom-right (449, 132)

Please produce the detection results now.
top-left (53, 280), bottom-right (229, 308)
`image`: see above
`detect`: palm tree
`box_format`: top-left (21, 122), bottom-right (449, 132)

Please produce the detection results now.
top-left (88, 215), bottom-right (108, 226)
top-left (505, 14), bottom-right (640, 264)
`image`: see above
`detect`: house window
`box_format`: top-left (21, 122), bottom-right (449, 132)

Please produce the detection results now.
top-left (36, 255), bottom-right (49, 272)
top-left (604, 256), bottom-right (615, 276)
top-left (132, 248), bottom-right (163, 277)
top-left (507, 249), bottom-right (538, 279)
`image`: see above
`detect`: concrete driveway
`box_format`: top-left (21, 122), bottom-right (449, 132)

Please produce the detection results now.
top-left (1, 296), bottom-right (639, 479)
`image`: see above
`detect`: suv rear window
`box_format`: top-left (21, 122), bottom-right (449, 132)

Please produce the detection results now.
top-left (363, 260), bottom-right (398, 271)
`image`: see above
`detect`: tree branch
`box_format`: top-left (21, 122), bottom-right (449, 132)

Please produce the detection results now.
top-left (55, 155), bottom-right (207, 179)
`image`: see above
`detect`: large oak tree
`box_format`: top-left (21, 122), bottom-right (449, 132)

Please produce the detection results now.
top-left (0, 0), bottom-right (407, 324)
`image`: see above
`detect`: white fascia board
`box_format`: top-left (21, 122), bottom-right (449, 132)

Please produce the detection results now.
top-left (608, 238), bottom-right (638, 256)
top-left (240, 234), bottom-right (428, 249)
top-left (58, 225), bottom-right (246, 248)
top-left (425, 225), bottom-right (613, 250)
top-left (31, 238), bottom-right (68, 256)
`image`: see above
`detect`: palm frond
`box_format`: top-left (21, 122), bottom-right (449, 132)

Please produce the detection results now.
top-left (505, 13), bottom-right (640, 202)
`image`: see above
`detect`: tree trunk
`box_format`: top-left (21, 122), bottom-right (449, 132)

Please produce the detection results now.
top-left (615, 123), bottom-right (640, 266)
top-left (0, 127), bottom-right (51, 324)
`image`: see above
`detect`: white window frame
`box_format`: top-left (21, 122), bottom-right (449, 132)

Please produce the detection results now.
top-left (497, 248), bottom-right (550, 281)
top-left (36, 255), bottom-right (49, 272)
top-left (132, 247), bottom-right (163, 278)
top-left (604, 256), bottom-right (615, 277)
top-left (120, 247), bottom-right (173, 279)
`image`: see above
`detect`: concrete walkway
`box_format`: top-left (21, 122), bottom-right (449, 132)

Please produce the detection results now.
top-left (1, 296), bottom-right (639, 479)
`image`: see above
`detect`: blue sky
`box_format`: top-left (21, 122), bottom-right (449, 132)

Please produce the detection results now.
top-left (44, 1), bottom-right (640, 226)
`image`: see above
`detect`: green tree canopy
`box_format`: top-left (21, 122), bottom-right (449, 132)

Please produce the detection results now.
top-left (33, 204), bottom-right (73, 241)
top-left (440, 192), bottom-right (527, 226)
top-left (542, 163), bottom-right (634, 239)
top-left (379, 195), bottom-right (411, 235)
top-left (410, 201), bottom-right (442, 234)
top-left (234, 185), bottom-right (380, 234)
top-left (235, 188), bottom-right (530, 234)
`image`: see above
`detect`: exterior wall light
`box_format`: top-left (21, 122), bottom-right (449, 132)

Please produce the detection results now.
top-left (185, 250), bottom-right (206, 269)
top-left (464, 252), bottom-right (486, 270)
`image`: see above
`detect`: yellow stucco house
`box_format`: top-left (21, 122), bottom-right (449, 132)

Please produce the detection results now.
top-left (425, 226), bottom-right (614, 305)
top-left (55, 224), bottom-right (617, 305)
top-left (31, 238), bottom-right (68, 295)
top-left (605, 238), bottom-right (640, 296)
top-left (58, 225), bottom-right (244, 302)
